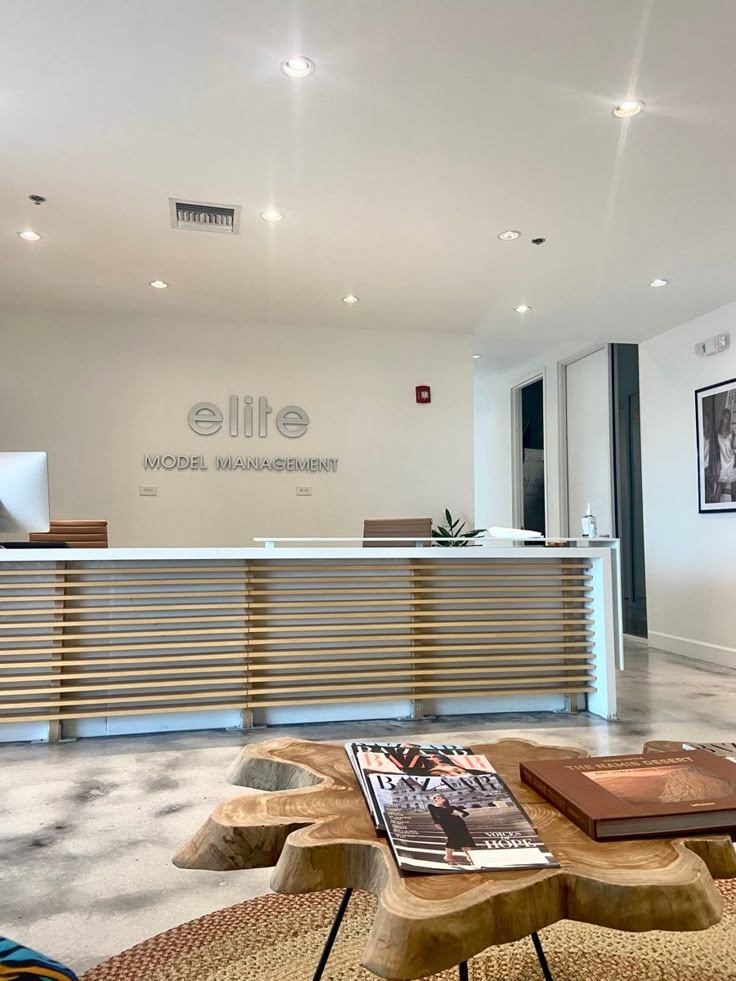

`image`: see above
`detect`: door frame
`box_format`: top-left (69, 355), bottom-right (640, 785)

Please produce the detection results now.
top-left (557, 344), bottom-right (614, 537)
top-left (510, 369), bottom-right (549, 533)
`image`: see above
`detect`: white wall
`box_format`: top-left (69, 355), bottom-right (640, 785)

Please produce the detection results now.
top-left (1, 312), bottom-right (475, 545)
top-left (564, 348), bottom-right (614, 537)
top-left (639, 300), bottom-right (736, 668)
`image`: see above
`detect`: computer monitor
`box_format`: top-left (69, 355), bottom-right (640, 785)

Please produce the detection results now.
top-left (0, 452), bottom-right (50, 538)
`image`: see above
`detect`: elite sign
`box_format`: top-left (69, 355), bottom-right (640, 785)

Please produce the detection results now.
top-left (188, 395), bottom-right (309, 439)
top-left (142, 395), bottom-right (338, 473)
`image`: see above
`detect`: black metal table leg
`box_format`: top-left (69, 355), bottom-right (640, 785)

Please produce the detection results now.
top-left (312, 888), bottom-right (353, 981)
top-left (458, 960), bottom-right (469, 979)
top-left (531, 931), bottom-right (554, 980)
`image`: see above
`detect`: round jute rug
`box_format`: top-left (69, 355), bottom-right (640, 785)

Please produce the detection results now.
top-left (81, 880), bottom-right (736, 981)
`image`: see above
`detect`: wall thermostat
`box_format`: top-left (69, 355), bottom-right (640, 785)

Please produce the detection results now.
top-left (415, 385), bottom-right (431, 404)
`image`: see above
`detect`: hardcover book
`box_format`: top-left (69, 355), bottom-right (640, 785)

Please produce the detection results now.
top-left (368, 770), bottom-right (559, 874)
top-left (520, 750), bottom-right (736, 841)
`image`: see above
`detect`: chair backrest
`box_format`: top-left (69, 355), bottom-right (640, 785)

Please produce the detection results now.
top-left (30, 520), bottom-right (108, 548)
top-left (362, 517), bottom-right (432, 548)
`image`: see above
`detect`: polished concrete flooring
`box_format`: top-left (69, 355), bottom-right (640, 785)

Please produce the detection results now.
top-left (2, 642), bottom-right (736, 974)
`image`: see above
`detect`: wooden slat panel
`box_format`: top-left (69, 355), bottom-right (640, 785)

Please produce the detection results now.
top-left (3, 691), bottom-right (247, 709)
top-left (5, 666), bottom-right (259, 682)
top-left (0, 651), bottom-right (594, 670)
top-left (247, 585), bottom-right (593, 595)
top-left (1, 663), bottom-right (596, 685)
top-left (0, 640), bottom-right (249, 655)
top-left (244, 630), bottom-right (594, 645)
top-left (4, 679), bottom-right (249, 696)
top-left (0, 603), bottom-right (249, 614)
top-left (245, 574), bottom-right (593, 584)
top-left (0, 565), bottom-right (248, 576)
top-left (0, 591), bottom-right (250, 602)
top-left (2, 627), bottom-right (254, 642)
top-left (0, 615), bottom-right (251, 628)
top-left (244, 642), bottom-right (592, 657)
top-left (246, 617), bottom-right (593, 630)
top-left (247, 608), bottom-right (593, 620)
top-left (0, 578), bottom-right (248, 589)
top-left (246, 597), bottom-right (591, 608)
top-left (246, 666), bottom-right (596, 684)
top-left (254, 562), bottom-right (590, 571)
top-left (0, 555), bottom-right (597, 731)
top-left (0, 616), bottom-right (593, 632)
top-left (247, 685), bottom-right (596, 709)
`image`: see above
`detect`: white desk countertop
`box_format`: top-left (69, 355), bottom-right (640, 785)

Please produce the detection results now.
top-left (0, 542), bottom-right (617, 561)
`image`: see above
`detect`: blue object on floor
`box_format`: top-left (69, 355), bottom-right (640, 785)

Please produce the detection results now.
top-left (0, 937), bottom-right (79, 980)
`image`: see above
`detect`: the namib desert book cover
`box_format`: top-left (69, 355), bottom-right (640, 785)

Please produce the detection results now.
top-left (520, 750), bottom-right (736, 841)
top-left (346, 742), bottom-right (559, 874)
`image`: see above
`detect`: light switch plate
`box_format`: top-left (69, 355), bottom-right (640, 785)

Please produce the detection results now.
top-left (139, 484), bottom-right (158, 497)
top-left (296, 485), bottom-right (312, 496)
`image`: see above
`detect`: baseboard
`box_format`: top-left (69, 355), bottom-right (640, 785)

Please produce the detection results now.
top-left (623, 633), bottom-right (648, 648)
top-left (648, 631), bottom-right (736, 671)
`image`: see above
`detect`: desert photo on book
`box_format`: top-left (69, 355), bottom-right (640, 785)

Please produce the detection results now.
top-left (368, 771), bottom-right (558, 874)
top-left (582, 761), bottom-right (734, 805)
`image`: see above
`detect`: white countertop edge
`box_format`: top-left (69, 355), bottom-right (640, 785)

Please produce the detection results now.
top-left (0, 544), bottom-right (617, 561)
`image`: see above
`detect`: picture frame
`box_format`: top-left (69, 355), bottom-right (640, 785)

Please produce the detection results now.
top-left (695, 377), bottom-right (736, 513)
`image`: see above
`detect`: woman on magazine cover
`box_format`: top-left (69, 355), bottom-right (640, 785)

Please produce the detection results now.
top-left (428, 794), bottom-right (477, 867)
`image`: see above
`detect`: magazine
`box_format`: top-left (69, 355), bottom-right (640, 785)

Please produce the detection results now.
top-left (367, 770), bottom-right (559, 874)
top-left (345, 741), bottom-right (495, 830)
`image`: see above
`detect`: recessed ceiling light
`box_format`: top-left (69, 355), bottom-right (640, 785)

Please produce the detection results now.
top-left (342, 294), bottom-right (359, 304)
top-left (149, 280), bottom-right (169, 289)
top-left (18, 229), bottom-right (41, 241)
top-left (473, 354), bottom-right (481, 359)
top-left (280, 57), bottom-right (315, 80)
top-left (612, 99), bottom-right (644, 119)
top-left (260, 209), bottom-right (284, 222)
top-left (514, 304), bottom-right (532, 313)
top-left (649, 278), bottom-right (669, 288)
top-left (498, 230), bottom-right (521, 241)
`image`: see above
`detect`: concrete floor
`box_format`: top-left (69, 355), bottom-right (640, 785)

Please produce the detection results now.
top-left (2, 642), bottom-right (736, 974)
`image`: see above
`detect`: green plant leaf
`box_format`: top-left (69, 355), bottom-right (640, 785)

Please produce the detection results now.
top-left (445, 508), bottom-right (452, 526)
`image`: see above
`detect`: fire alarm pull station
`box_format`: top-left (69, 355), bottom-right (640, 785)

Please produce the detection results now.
top-left (416, 385), bottom-right (431, 404)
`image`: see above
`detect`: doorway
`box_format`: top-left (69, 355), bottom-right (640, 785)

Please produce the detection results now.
top-left (611, 344), bottom-right (648, 637)
top-left (512, 376), bottom-right (546, 535)
top-left (559, 344), bottom-right (648, 638)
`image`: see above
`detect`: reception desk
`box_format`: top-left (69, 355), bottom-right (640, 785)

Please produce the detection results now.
top-left (0, 544), bottom-right (621, 742)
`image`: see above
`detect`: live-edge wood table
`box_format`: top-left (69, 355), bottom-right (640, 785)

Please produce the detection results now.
top-left (174, 738), bottom-right (736, 980)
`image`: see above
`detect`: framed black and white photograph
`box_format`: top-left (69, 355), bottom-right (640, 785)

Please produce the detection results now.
top-left (696, 377), bottom-right (736, 512)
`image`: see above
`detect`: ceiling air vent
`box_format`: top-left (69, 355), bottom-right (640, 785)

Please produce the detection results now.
top-left (169, 198), bottom-right (241, 234)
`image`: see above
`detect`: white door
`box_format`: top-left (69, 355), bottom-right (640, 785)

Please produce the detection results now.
top-left (564, 347), bottom-right (613, 537)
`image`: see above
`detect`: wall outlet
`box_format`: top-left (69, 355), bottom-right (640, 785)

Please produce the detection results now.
top-left (296, 485), bottom-right (312, 496)
top-left (139, 484), bottom-right (158, 497)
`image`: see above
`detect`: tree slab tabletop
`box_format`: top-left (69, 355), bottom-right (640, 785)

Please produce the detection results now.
top-left (174, 738), bottom-right (736, 981)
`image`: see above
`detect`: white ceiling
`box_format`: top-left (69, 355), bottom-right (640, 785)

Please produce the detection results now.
top-left (2, 0), bottom-right (736, 368)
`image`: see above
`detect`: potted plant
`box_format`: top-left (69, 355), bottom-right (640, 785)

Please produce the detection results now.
top-left (432, 510), bottom-right (484, 547)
